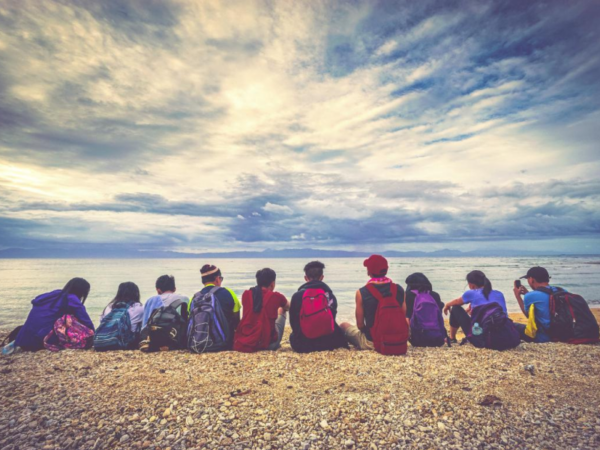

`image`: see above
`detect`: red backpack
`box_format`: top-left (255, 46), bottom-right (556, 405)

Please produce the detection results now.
top-left (234, 290), bottom-right (274, 353)
top-left (366, 283), bottom-right (408, 355)
top-left (299, 288), bottom-right (335, 339)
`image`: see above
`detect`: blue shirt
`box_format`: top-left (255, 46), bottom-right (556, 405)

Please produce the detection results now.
top-left (523, 286), bottom-right (558, 343)
top-left (462, 289), bottom-right (508, 314)
top-left (142, 293), bottom-right (189, 328)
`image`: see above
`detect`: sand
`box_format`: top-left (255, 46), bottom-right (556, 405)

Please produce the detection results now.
top-left (1, 310), bottom-right (599, 450)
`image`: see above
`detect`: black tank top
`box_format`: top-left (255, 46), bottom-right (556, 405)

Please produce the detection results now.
top-left (359, 283), bottom-right (404, 341)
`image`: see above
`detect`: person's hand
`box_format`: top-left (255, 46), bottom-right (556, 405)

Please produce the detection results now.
top-left (443, 304), bottom-right (450, 316)
top-left (513, 285), bottom-right (528, 298)
top-left (465, 304), bottom-right (472, 314)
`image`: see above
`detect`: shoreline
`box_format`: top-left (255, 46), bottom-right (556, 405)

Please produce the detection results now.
top-left (1, 311), bottom-right (600, 449)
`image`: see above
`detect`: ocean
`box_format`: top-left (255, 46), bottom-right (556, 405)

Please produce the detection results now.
top-left (1, 257), bottom-right (599, 328)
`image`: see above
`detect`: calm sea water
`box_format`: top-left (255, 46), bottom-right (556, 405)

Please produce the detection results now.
top-left (1, 257), bottom-right (599, 328)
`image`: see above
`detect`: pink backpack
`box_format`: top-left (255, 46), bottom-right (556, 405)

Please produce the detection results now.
top-left (43, 314), bottom-right (94, 352)
top-left (299, 288), bottom-right (335, 339)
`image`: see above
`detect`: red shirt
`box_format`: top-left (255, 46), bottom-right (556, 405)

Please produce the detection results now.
top-left (241, 288), bottom-right (287, 344)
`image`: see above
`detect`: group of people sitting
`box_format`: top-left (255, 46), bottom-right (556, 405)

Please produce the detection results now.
top-left (3, 256), bottom-right (599, 356)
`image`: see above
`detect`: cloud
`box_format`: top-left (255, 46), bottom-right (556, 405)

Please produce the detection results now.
top-left (1, 0), bottom-right (599, 252)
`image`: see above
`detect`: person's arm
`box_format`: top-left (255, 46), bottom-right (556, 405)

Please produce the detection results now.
top-left (513, 285), bottom-right (529, 316)
top-left (281, 295), bottom-right (290, 312)
top-left (130, 303), bottom-right (144, 332)
top-left (443, 297), bottom-right (464, 316)
top-left (355, 290), bottom-right (366, 330)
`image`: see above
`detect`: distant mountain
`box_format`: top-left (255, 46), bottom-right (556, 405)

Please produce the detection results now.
top-left (0, 246), bottom-right (596, 259)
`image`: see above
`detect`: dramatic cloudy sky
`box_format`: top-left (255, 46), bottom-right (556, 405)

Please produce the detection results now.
top-left (1, 0), bottom-right (599, 254)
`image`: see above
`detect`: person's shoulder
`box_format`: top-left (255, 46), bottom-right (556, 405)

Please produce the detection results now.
top-left (524, 290), bottom-right (548, 301)
top-left (492, 289), bottom-right (506, 298)
top-left (145, 294), bottom-right (161, 304)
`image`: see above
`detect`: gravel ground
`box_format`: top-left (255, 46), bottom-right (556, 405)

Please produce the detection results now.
top-left (1, 315), bottom-right (600, 450)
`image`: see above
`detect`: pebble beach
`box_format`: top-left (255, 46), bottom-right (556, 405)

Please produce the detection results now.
top-left (1, 311), bottom-right (600, 450)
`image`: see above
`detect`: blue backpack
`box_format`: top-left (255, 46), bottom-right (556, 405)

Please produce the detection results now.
top-left (409, 291), bottom-right (449, 347)
top-left (187, 287), bottom-right (232, 353)
top-left (94, 303), bottom-right (136, 351)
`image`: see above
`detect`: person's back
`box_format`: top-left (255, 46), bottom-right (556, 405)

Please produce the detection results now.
top-left (96, 282), bottom-right (143, 351)
top-left (341, 255), bottom-right (408, 353)
top-left (404, 272), bottom-right (447, 347)
top-left (15, 278), bottom-right (94, 351)
top-left (289, 261), bottom-right (348, 353)
top-left (188, 264), bottom-right (240, 352)
top-left (142, 275), bottom-right (189, 329)
top-left (234, 268), bottom-right (289, 352)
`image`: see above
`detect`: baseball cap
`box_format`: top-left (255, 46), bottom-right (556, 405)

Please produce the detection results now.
top-left (363, 254), bottom-right (388, 276)
top-left (520, 266), bottom-right (550, 283)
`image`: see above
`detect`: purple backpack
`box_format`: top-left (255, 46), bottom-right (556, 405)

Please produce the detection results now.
top-left (467, 302), bottom-right (520, 350)
top-left (409, 291), bottom-right (448, 347)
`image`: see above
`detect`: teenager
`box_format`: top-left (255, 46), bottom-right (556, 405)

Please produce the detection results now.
top-left (443, 270), bottom-right (507, 342)
top-left (341, 255), bottom-right (406, 351)
top-left (289, 261), bottom-right (348, 353)
top-left (99, 282), bottom-right (144, 333)
top-left (513, 266), bottom-right (553, 343)
top-left (13, 278), bottom-right (94, 351)
top-left (404, 272), bottom-right (444, 323)
top-left (234, 268), bottom-right (289, 352)
top-left (187, 264), bottom-right (241, 352)
top-left (142, 275), bottom-right (189, 328)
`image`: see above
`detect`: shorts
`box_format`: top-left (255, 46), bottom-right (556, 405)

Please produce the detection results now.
top-left (343, 325), bottom-right (374, 351)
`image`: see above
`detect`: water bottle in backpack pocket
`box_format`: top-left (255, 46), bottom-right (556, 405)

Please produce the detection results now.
top-left (409, 291), bottom-right (448, 347)
top-left (367, 284), bottom-right (408, 355)
top-left (299, 288), bottom-right (335, 339)
top-left (94, 303), bottom-right (136, 351)
top-left (467, 302), bottom-right (520, 351)
top-left (188, 287), bottom-right (232, 353)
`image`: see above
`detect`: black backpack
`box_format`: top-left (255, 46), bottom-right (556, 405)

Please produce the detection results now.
top-left (140, 299), bottom-right (189, 352)
top-left (537, 287), bottom-right (599, 344)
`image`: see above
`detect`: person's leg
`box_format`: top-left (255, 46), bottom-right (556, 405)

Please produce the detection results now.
top-left (267, 312), bottom-right (286, 351)
top-left (513, 323), bottom-right (534, 343)
top-left (342, 325), bottom-right (374, 351)
top-left (449, 306), bottom-right (471, 339)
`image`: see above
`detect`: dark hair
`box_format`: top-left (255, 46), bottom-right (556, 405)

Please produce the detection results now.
top-left (62, 277), bottom-right (91, 304)
top-left (200, 264), bottom-right (222, 284)
top-left (156, 275), bottom-right (176, 293)
top-left (405, 272), bottom-right (433, 293)
top-left (256, 268), bottom-right (276, 288)
top-left (467, 270), bottom-right (492, 299)
top-left (109, 282), bottom-right (140, 307)
top-left (304, 261), bottom-right (325, 281)
top-left (370, 268), bottom-right (388, 277)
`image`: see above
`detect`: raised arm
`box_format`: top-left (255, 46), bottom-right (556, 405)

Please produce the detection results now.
top-left (443, 297), bottom-right (464, 316)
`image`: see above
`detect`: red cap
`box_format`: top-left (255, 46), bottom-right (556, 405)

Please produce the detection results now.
top-left (363, 254), bottom-right (388, 275)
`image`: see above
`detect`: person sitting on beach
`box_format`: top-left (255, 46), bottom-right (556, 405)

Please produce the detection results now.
top-left (141, 275), bottom-right (189, 328)
top-left (99, 282), bottom-right (144, 334)
top-left (234, 268), bottom-right (289, 352)
top-left (512, 266), bottom-right (553, 343)
top-left (289, 261), bottom-right (348, 353)
top-left (443, 270), bottom-right (507, 343)
top-left (13, 278), bottom-right (95, 351)
top-left (341, 255), bottom-right (406, 351)
top-left (404, 272), bottom-right (444, 324)
top-left (188, 264), bottom-right (241, 351)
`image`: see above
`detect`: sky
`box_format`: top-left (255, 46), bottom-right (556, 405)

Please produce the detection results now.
top-left (1, 0), bottom-right (599, 255)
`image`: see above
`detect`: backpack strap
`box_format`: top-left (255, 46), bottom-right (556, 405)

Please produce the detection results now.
top-left (365, 283), bottom-right (398, 303)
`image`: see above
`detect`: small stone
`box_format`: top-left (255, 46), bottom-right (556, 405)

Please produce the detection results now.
top-left (142, 441), bottom-right (151, 449)
top-left (345, 439), bottom-right (355, 448)
top-left (186, 416), bottom-right (194, 426)
top-left (120, 435), bottom-right (130, 443)
top-left (437, 422), bottom-right (446, 431)
top-left (160, 419), bottom-right (167, 425)
top-left (163, 408), bottom-right (171, 418)
top-left (320, 420), bottom-right (329, 429)
top-left (149, 416), bottom-right (157, 423)
top-left (264, 432), bottom-right (272, 441)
